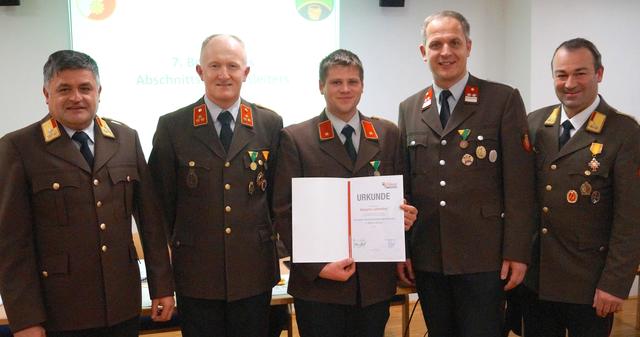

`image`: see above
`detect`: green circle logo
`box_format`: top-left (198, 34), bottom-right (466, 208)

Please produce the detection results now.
top-left (296, 0), bottom-right (334, 21)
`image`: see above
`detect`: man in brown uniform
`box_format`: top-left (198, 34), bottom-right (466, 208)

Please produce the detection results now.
top-left (523, 38), bottom-right (640, 337)
top-left (273, 49), bottom-right (417, 337)
top-left (0, 50), bottom-right (175, 337)
top-left (397, 10), bottom-right (536, 337)
top-left (148, 35), bottom-right (282, 337)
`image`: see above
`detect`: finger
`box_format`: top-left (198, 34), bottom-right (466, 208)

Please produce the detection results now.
top-left (406, 262), bottom-right (415, 281)
top-left (500, 261), bottom-right (509, 280)
top-left (161, 303), bottom-right (174, 321)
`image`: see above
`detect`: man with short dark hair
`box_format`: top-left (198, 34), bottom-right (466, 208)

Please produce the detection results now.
top-left (0, 50), bottom-right (175, 337)
top-left (523, 37), bottom-right (640, 337)
top-left (273, 49), bottom-right (417, 337)
top-left (397, 10), bottom-right (536, 337)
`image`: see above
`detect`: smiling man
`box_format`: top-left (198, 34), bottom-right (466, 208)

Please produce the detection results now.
top-left (0, 50), bottom-right (175, 337)
top-left (523, 38), bottom-right (640, 337)
top-left (148, 34), bottom-right (283, 337)
top-left (273, 49), bottom-right (417, 337)
top-left (397, 10), bottom-right (536, 337)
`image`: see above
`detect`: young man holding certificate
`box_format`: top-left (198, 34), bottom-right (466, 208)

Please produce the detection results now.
top-left (272, 49), bottom-right (417, 337)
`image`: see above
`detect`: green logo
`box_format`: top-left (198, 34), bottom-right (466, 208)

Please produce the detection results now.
top-left (296, 0), bottom-right (334, 21)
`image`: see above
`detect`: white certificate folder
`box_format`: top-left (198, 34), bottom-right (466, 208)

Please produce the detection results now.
top-left (291, 175), bottom-right (405, 263)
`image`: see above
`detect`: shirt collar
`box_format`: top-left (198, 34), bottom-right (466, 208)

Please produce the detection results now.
top-left (325, 109), bottom-right (361, 136)
top-left (432, 72), bottom-right (469, 104)
top-left (205, 96), bottom-right (241, 122)
top-left (560, 95), bottom-right (601, 130)
top-left (61, 120), bottom-right (95, 143)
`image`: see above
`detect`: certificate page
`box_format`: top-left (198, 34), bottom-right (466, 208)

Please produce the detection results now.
top-left (292, 177), bottom-right (349, 263)
top-left (350, 175), bottom-right (406, 262)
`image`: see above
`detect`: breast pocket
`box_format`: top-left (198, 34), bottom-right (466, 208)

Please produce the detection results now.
top-left (108, 165), bottom-right (140, 220)
top-left (406, 132), bottom-right (429, 175)
top-left (467, 128), bottom-right (500, 170)
top-left (177, 157), bottom-right (212, 197)
top-left (31, 172), bottom-right (82, 227)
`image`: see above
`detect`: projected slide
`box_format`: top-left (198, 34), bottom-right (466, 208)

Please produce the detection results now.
top-left (69, 0), bottom-right (340, 154)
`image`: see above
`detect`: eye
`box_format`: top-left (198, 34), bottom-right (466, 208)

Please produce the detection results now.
top-left (429, 41), bottom-right (442, 50)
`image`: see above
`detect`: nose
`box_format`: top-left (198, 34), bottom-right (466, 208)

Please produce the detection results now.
top-left (565, 75), bottom-right (577, 89)
top-left (441, 43), bottom-right (452, 56)
top-left (69, 89), bottom-right (82, 101)
top-left (217, 66), bottom-right (230, 79)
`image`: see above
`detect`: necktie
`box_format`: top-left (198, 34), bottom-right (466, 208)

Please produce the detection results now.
top-left (72, 131), bottom-right (94, 168)
top-left (341, 125), bottom-right (357, 163)
top-left (559, 120), bottom-right (574, 149)
top-left (218, 111), bottom-right (233, 152)
top-left (439, 90), bottom-right (453, 128)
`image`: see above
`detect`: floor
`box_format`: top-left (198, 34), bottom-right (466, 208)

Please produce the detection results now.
top-left (147, 297), bottom-right (639, 337)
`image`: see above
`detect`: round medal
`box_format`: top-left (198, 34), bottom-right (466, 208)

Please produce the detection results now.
top-left (566, 190), bottom-right (578, 204)
top-left (459, 140), bottom-right (469, 149)
top-left (374, 171), bottom-right (381, 176)
top-left (248, 181), bottom-right (255, 195)
top-left (476, 146), bottom-right (487, 159)
top-left (590, 191), bottom-right (601, 204)
top-left (580, 181), bottom-right (592, 196)
top-left (489, 150), bottom-right (498, 163)
top-left (250, 162), bottom-right (258, 171)
top-left (461, 154), bottom-right (474, 166)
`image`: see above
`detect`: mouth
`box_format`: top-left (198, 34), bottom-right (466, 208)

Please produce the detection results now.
top-left (439, 60), bottom-right (455, 67)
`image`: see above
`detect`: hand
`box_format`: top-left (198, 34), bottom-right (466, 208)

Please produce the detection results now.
top-left (151, 295), bottom-right (175, 322)
top-left (500, 259), bottom-right (527, 291)
top-left (396, 259), bottom-right (415, 287)
top-left (14, 325), bottom-right (45, 337)
top-left (593, 288), bottom-right (623, 317)
top-left (318, 258), bottom-right (356, 281)
top-left (400, 200), bottom-right (418, 231)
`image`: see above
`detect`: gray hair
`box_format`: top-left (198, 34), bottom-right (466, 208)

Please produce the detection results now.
top-left (422, 10), bottom-right (471, 44)
top-left (43, 50), bottom-right (100, 86)
top-left (199, 34), bottom-right (247, 64)
top-left (319, 49), bottom-right (364, 84)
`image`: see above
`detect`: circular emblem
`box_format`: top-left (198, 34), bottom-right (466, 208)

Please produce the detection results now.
top-left (461, 154), bottom-right (474, 166)
top-left (76, 0), bottom-right (116, 20)
top-left (459, 140), bottom-right (469, 149)
top-left (489, 150), bottom-right (498, 163)
top-left (295, 0), bottom-right (334, 21)
top-left (566, 190), bottom-right (578, 204)
top-left (590, 191), bottom-right (601, 204)
top-left (476, 146), bottom-right (487, 159)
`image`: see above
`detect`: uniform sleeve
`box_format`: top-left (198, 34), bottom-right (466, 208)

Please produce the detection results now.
top-left (265, 114), bottom-right (284, 221)
top-left (148, 117), bottom-right (178, 240)
top-left (500, 88), bottom-right (537, 264)
top-left (132, 130), bottom-right (175, 299)
top-left (0, 137), bottom-right (47, 332)
top-left (597, 122), bottom-right (640, 298)
top-left (272, 129), bottom-right (325, 280)
top-left (396, 107), bottom-right (413, 260)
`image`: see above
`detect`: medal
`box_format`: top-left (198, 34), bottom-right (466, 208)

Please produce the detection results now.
top-left (248, 181), bottom-right (255, 195)
top-left (262, 150), bottom-right (270, 170)
top-left (476, 146), bottom-right (487, 159)
top-left (590, 191), bottom-right (601, 204)
top-left (260, 178), bottom-right (268, 192)
top-left (369, 160), bottom-right (381, 176)
top-left (580, 181), bottom-right (592, 196)
top-left (187, 169), bottom-right (198, 188)
top-left (458, 129), bottom-right (471, 149)
top-left (588, 158), bottom-right (600, 172)
top-left (462, 154), bottom-right (474, 166)
top-left (489, 150), bottom-right (498, 163)
top-left (566, 190), bottom-right (578, 204)
top-left (248, 151), bottom-right (258, 171)
top-left (588, 142), bottom-right (603, 172)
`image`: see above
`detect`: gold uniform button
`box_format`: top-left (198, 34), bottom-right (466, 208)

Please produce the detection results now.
top-left (550, 164), bottom-right (557, 170)
top-left (52, 182), bottom-right (60, 190)
top-left (541, 228), bottom-right (548, 234)
top-left (100, 223), bottom-right (106, 230)
top-left (93, 179), bottom-right (99, 186)
top-left (96, 201), bottom-right (103, 207)
top-left (188, 161), bottom-right (195, 167)
top-left (225, 227), bottom-right (232, 234)
top-left (225, 206), bottom-right (231, 213)
top-left (224, 184), bottom-right (231, 190)
top-left (542, 206), bottom-right (549, 213)
top-left (584, 170), bottom-right (591, 176)
top-left (42, 271), bottom-right (49, 278)
top-left (545, 185), bottom-right (552, 191)
top-left (224, 162), bottom-right (231, 168)
top-left (101, 245), bottom-right (108, 252)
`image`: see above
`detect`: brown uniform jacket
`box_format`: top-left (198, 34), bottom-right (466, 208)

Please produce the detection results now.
top-left (148, 97), bottom-right (282, 301)
top-left (273, 111), bottom-right (402, 307)
top-left (398, 74), bottom-right (536, 274)
top-left (526, 97), bottom-right (640, 304)
top-left (0, 116), bottom-right (174, 332)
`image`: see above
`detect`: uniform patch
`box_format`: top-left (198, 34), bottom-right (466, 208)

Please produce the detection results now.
top-left (464, 85), bottom-right (479, 103)
top-left (96, 116), bottom-right (115, 138)
top-left (41, 118), bottom-right (61, 143)
top-left (586, 111), bottom-right (606, 134)
top-left (193, 104), bottom-right (208, 127)
top-left (422, 87), bottom-right (433, 110)
top-left (318, 120), bottom-right (334, 140)
top-left (361, 120), bottom-right (379, 140)
top-left (240, 104), bottom-right (254, 127)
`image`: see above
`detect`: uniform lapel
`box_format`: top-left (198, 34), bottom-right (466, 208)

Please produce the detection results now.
top-left (536, 106), bottom-right (562, 158)
top-left (353, 115), bottom-right (381, 173)
top-left (227, 99), bottom-right (256, 161)
top-left (442, 76), bottom-right (478, 136)
top-left (93, 121), bottom-right (118, 172)
top-left (317, 112), bottom-right (354, 172)
top-left (191, 99), bottom-right (227, 159)
top-left (40, 116), bottom-right (91, 173)
top-left (552, 100), bottom-right (612, 162)
top-left (419, 87), bottom-right (444, 136)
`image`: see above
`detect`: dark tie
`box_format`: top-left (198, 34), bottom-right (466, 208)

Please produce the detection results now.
top-left (341, 125), bottom-right (357, 163)
top-left (559, 120), bottom-right (574, 149)
top-left (72, 131), bottom-right (94, 168)
top-left (218, 111), bottom-right (233, 152)
top-left (439, 90), bottom-right (453, 128)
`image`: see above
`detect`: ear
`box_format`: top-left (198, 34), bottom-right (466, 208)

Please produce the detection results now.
top-left (319, 80), bottom-right (325, 95)
top-left (419, 44), bottom-right (427, 62)
top-left (596, 66), bottom-right (604, 83)
top-left (242, 66), bottom-right (251, 82)
top-left (196, 64), bottom-right (204, 80)
top-left (465, 38), bottom-right (473, 57)
top-left (43, 86), bottom-right (50, 104)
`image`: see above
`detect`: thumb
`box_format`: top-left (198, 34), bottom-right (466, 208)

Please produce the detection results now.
top-left (500, 260), bottom-right (509, 280)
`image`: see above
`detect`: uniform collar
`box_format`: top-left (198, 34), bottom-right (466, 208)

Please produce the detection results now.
top-left (204, 96), bottom-right (241, 122)
top-left (560, 95), bottom-right (601, 131)
top-left (61, 120), bottom-right (95, 144)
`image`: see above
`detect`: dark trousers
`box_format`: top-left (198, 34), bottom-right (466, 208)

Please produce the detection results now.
top-left (293, 298), bottom-right (390, 337)
top-left (415, 270), bottom-right (505, 337)
top-left (521, 286), bottom-right (613, 337)
top-left (177, 291), bottom-right (271, 337)
top-left (47, 316), bottom-right (138, 337)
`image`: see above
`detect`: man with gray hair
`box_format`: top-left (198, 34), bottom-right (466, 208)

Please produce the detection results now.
top-left (149, 34), bottom-right (283, 337)
top-left (0, 50), bottom-right (175, 337)
top-left (397, 10), bottom-right (536, 336)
